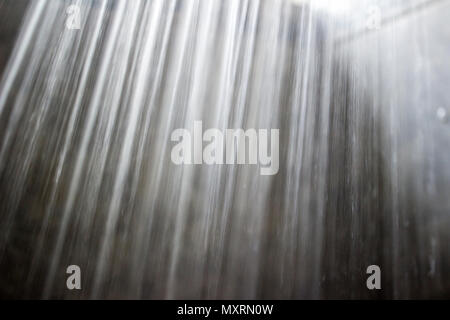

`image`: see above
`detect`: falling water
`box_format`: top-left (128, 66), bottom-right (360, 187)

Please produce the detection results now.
top-left (0, 0), bottom-right (449, 299)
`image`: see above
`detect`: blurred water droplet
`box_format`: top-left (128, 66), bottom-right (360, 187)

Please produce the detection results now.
top-left (436, 107), bottom-right (447, 122)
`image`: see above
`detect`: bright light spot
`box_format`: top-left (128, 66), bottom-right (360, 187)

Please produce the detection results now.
top-left (437, 107), bottom-right (447, 121)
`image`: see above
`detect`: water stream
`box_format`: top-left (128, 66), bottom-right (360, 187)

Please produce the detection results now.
top-left (0, 0), bottom-right (449, 299)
